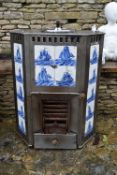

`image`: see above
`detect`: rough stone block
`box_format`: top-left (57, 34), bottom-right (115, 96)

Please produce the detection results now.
top-left (47, 4), bottom-right (60, 9)
top-left (79, 11), bottom-right (98, 19)
top-left (1, 36), bottom-right (10, 41)
top-left (58, 0), bottom-right (77, 3)
top-left (26, 0), bottom-right (42, 3)
top-left (0, 7), bottom-right (7, 11)
top-left (78, 0), bottom-right (95, 3)
top-left (18, 25), bottom-right (29, 28)
top-left (30, 25), bottom-right (41, 29)
top-left (2, 25), bottom-right (15, 30)
top-left (25, 4), bottom-right (46, 8)
top-left (97, 0), bottom-right (111, 3)
top-left (45, 12), bottom-right (80, 20)
top-left (62, 4), bottom-right (77, 9)
top-left (30, 20), bottom-right (44, 24)
top-left (2, 3), bottom-right (22, 8)
top-left (4, 11), bottom-right (23, 19)
top-left (63, 23), bottom-right (81, 30)
top-left (23, 13), bottom-right (44, 20)
top-left (0, 12), bottom-right (3, 19)
top-left (42, 0), bottom-right (56, 3)
top-left (12, 0), bottom-right (26, 2)
top-left (0, 20), bottom-right (9, 25)
top-left (11, 19), bottom-right (30, 25)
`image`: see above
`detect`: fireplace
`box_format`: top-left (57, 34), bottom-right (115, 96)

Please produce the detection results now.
top-left (11, 29), bottom-right (104, 149)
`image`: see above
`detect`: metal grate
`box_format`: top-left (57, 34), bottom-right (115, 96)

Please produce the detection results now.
top-left (42, 100), bottom-right (69, 134)
top-left (31, 36), bottom-right (79, 43)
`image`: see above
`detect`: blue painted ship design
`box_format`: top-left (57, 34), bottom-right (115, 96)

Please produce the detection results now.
top-left (55, 46), bottom-right (76, 66)
top-left (19, 120), bottom-right (26, 134)
top-left (89, 69), bottom-right (97, 84)
top-left (36, 67), bottom-right (54, 86)
top-left (90, 47), bottom-right (98, 64)
top-left (15, 47), bottom-right (22, 63)
top-left (86, 106), bottom-right (94, 120)
top-left (87, 88), bottom-right (96, 103)
top-left (16, 68), bottom-right (23, 83)
top-left (57, 72), bottom-right (75, 87)
top-left (18, 106), bottom-right (24, 118)
top-left (17, 86), bottom-right (24, 101)
top-left (35, 48), bottom-right (54, 66)
top-left (85, 121), bottom-right (93, 136)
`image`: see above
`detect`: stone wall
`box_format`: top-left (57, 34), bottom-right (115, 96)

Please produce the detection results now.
top-left (97, 72), bottom-right (117, 119)
top-left (0, 59), bottom-right (116, 119)
top-left (0, 60), bottom-right (15, 118)
top-left (0, 0), bottom-right (117, 53)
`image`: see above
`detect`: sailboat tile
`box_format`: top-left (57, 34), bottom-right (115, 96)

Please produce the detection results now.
top-left (17, 98), bottom-right (25, 119)
top-left (35, 66), bottom-right (55, 86)
top-left (55, 46), bottom-right (77, 66)
top-left (14, 43), bottom-right (23, 63)
top-left (16, 81), bottom-right (24, 101)
top-left (18, 117), bottom-right (26, 135)
top-left (15, 63), bottom-right (23, 83)
top-left (34, 45), bottom-right (54, 66)
top-left (85, 117), bottom-right (94, 136)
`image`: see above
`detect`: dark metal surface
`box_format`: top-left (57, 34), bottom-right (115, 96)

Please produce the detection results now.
top-left (11, 30), bottom-right (104, 149)
top-left (34, 133), bottom-right (77, 149)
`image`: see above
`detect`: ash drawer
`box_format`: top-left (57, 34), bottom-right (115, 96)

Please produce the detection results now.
top-left (34, 133), bottom-right (77, 149)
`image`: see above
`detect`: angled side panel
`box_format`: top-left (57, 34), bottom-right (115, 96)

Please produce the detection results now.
top-left (84, 43), bottom-right (99, 136)
top-left (14, 43), bottom-right (26, 135)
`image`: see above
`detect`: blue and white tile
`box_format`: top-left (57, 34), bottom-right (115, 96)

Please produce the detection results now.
top-left (17, 98), bottom-right (25, 118)
top-left (86, 101), bottom-right (95, 120)
top-left (87, 84), bottom-right (96, 103)
top-left (14, 43), bottom-right (23, 63)
top-left (88, 66), bottom-right (97, 83)
top-left (18, 117), bottom-right (26, 135)
top-left (85, 117), bottom-right (94, 136)
top-left (55, 46), bottom-right (77, 66)
top-left (35, 66), bottom-right (55, 86)
top-left (54, 66), bottom-right (66, 82)
top-left (15, 62), bottom-right (23, 83)
top-left (16, 81), bottom-right (24, 101)
top-left (90, 44), bottom-right (99, 65)
top-left (34, 45), bottom-right (54, 65)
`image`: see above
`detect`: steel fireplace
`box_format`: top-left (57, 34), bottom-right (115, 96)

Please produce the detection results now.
top-left (11, 29), bottom-right (104, 149)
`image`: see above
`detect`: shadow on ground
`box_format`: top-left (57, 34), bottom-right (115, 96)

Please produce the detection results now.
top-left (0, 117), bottom-right (117, 175)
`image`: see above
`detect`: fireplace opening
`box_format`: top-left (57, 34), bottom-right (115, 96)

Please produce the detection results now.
top-left (42, 100), bottom-right (69, 134)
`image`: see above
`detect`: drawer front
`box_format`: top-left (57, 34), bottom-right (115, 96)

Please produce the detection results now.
top-left (34, 133), bottom-right (77, 149)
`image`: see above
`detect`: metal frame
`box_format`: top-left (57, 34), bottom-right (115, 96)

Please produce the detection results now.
top-left (11, 30), bottom-right (104, 149)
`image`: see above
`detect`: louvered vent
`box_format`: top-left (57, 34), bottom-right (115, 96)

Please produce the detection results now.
top-left (42, 100), bottom-right (69, 134)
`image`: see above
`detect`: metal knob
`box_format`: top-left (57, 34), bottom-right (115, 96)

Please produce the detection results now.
top-left (52, 139), bottom-right (59, 145)
top-left (79, 93), bottom-right (86, 99)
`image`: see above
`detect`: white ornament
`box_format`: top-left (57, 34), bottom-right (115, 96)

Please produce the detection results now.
top-left (98, 2), bottom-right (117, 64)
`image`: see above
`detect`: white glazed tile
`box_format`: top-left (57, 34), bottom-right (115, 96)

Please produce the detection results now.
top-left (18, 117), bottom-right (26, 134)
top-left (55, 45), bottom-right (77, 61)
top-left (35, 66), bottom-right (54, 85)
top-left (14, 43), bottom-right (23, 62)
top-left (17, 98), bottom-right (25, 117)
top-left (84, 43), bottom-right (99, 136)
top-left (85, 117), bottom-right (94, 136)
top-left (15, 62), bottom-right (23, 83)
top-left (16, 81), bottom-right (24, 98)
top-left (87, 84), bottom-right (96, 100)
top-left (86, 101), bottom-right (95, 118)
top-left (67, 66), bottom-right (76, 82)
top-left (34, 45), bottom-right (54, 61)
top-left (90, 44), bottom-right (99, 61)
top-left (54, 66), bottom-right (66, 81)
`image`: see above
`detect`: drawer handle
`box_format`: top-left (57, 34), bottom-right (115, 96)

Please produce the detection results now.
top-left (52, 139), bottom-right (59, 145)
